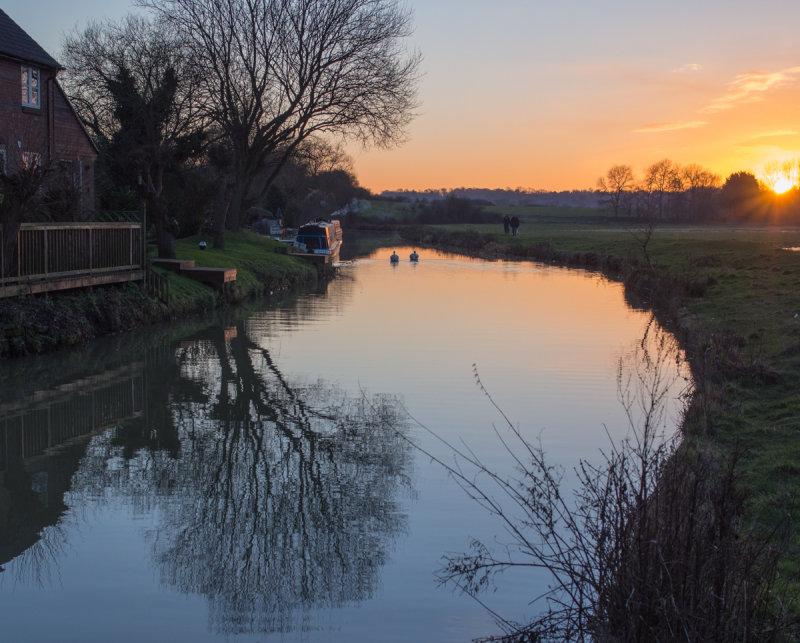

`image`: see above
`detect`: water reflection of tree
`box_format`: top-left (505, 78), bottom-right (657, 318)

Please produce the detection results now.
top-left (70, 324), bottom-right (411, 635)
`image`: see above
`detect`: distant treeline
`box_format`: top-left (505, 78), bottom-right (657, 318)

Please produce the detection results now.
top-left (379, 188), bottom-right (602, 209)
top-left (340, 196), bottom-right (496, 228)
top-left (376, 165), bottom-right (800, 225)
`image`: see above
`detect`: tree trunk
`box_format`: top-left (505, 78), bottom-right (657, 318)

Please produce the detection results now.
top-left (153, 197), bottom-right (176, 259)
top-left (157, 225), bottom-right (176, 259)
top-left (226, 178), bottom-right (248, 232)
top-left (1, 205), bottom-right (23, 278)
top-left (212, 177), bottom-right (232, 250)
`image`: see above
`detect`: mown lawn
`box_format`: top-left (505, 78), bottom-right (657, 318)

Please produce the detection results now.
top-left (153, 230), bottom-right (318, 313)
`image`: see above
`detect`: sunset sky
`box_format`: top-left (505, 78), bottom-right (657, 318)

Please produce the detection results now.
top-left (6, 0), bottom-right (800, 193)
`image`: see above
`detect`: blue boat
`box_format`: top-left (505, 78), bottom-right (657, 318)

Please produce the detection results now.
top-left (289, 219), bottom-right (343, 264)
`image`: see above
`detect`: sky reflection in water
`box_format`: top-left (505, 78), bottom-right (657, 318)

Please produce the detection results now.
top-left (0, 248), bottom-right (688, 642)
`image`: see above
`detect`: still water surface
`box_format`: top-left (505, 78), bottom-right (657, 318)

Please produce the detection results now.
top-left (0, 247), bottom-right (687, 642)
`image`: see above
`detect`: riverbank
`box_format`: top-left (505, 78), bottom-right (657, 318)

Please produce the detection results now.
top-left (399, 213), bottom-right (800, 581)
top-left (0, 231), bottom-right (322, 358)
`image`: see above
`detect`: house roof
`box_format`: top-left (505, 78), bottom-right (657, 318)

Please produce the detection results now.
top-left (0, 9), bottom-right (61, 70)
top-left (55, 80), bottom-right (100, 155)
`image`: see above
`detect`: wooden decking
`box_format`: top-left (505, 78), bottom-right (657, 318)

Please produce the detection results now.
top-left (150, 258), bottom-right (236, 288)
top-left (149, 258), bottom-right (195, 271)
top-left (0, 269), bottom-right (145, 298)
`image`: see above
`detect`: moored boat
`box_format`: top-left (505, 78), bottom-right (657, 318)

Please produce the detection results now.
top-left (288, 218), bottom-right (343, 264)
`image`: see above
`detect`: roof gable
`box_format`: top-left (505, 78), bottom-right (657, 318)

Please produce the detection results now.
top-left (55, 80), bottom-right (100, 156)
top-left (0, 9), bottom-right (61, 70)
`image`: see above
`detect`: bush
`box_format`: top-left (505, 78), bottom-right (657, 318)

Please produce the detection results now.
top-left (419, 329), bottom-right (795, 642)
top-left (413, 196), bottom-right (498, 225)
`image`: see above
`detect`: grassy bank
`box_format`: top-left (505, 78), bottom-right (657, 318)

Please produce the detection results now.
top-left (164, 231), bottom-right (320, 312)
top-left (0, 230), bottom-right (321, 358)
top-left (397, 207), bottom-right (800, 579)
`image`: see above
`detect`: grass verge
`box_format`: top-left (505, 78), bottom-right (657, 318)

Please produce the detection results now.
top-left (398, 207), bottom-right (800, 590)
top-left (163, 231), bottom-right (319, 313)
top-left (1, 230), bottom-right (322, 357)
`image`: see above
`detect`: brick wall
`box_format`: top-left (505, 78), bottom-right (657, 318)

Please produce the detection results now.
top-left (0, 57), bottom-right (97, 212)
top-left (53, 83), bottom-right (96, 210)
top-left (0, 58), bottom-right (51, 171)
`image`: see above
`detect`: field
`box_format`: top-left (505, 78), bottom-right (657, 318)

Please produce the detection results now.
top-left (354, 202), bottom-right (800, 581)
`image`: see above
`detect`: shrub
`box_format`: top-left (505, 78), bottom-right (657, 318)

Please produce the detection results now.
top-left (418, 329), bottom-right (794, 642)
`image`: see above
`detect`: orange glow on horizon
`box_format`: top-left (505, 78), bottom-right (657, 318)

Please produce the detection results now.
top-left (772, 176), bottom-right (794, 194)
top-left (759, 158), bottom-right (799, 195)
top-left (350, 141), bottom-right (800, 195)
top-left (347, 67), bottom-right (800, 195)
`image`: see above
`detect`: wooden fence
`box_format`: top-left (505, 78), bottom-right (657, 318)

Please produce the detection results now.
top-left (145, 263), bottom-right (170, 303)
top-left (0, 222), bottom-right (148, 298)
top-left (0, 364), bottom-right (144, 469)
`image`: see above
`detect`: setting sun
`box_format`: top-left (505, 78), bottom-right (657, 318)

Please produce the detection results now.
top-left (773, 176), bottom-right (795, 194)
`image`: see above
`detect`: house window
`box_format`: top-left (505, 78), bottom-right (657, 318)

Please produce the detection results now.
top-left (21, 66), bottom-right (40, 108)
top-left (22, 151), bottom-right (41, 170)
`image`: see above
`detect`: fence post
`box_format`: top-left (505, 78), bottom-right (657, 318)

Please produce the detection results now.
top-left (44, 228), bottom-right (48, 277)
top-left (141, 201), bottom-right (146, 268)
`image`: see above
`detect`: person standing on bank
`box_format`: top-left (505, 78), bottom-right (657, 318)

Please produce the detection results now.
top-left (502, 215), bottom-right (510, 234)
top-left (510, 215), bottom-right (520, 236)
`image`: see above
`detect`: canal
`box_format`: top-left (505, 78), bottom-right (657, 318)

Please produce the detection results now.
top-left (0, 247), bottom-right (687, 642)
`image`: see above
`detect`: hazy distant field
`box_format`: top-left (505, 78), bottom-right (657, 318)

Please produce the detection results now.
top-left (355, 199), bottom-right (415, 220)
top-left (485, 204), bottom-right (609, 221)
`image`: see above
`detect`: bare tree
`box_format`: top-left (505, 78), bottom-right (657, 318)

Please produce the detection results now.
top-left (138, 0), bottom-right (420, 248)
top-left (627, 215), bottom-right (658, 270)
top-left (62, 16), bottom-right (205, 258)
top-left (596, 164), bottom-right (635, 217)
top-left (681, 163), bottom-right (720, 221)
top-left (424, 329), bottom-right (792, 642)
top-left (642, 159), bottom-right (681, 220)
top-left (762, 160), bottom-right (784, 193)
top-left (0, 151), bottom-right (50, 276)
top-left (296, 137), bottom-right (354, 178)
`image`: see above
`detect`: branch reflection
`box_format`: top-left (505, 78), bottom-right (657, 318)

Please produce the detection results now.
top-left (67, 324), bottom-right (411, 635)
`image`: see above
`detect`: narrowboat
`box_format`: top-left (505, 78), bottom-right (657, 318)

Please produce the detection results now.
top-left (288, 218), bottom-right (343, 264)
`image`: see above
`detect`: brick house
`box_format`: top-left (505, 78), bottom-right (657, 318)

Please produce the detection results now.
top-left (0, 9), bottom-right (97, 213)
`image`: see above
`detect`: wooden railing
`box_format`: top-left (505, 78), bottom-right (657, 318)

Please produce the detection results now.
top-left (145, 264), bottom-right (170, 303)
top-left (0, 363), bottom-right (144, 470)
top-left (0, 222), bottom-right (146, 298)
